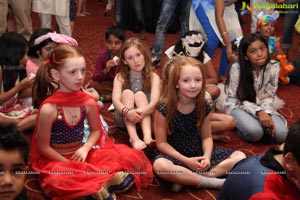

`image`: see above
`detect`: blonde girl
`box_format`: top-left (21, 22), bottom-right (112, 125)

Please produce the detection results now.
top-left (112, 37), bottom-right (160, 150)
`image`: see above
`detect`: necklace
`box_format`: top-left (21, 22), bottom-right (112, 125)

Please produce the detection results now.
top-left (63, 107), bottom-right (78, 126)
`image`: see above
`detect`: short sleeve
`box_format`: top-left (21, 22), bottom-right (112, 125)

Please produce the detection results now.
top-left (157, 101), bottom-right (167, 117)
top-left (205, 103), bottom-right (211, 116)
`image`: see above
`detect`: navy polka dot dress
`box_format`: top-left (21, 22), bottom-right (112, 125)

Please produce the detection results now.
top-left (154, 102), bottom-right (234, 167)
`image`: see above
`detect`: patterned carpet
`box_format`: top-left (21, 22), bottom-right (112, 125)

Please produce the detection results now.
top-left (25, 1), bottom-right (300, 199)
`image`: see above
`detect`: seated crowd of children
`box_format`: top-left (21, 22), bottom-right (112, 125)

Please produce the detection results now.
top-left (0, 5), bottom-right (299, 200)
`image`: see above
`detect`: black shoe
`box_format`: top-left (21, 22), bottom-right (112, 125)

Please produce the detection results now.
top-left (107, 173), bottom-right (134, 194)
top-left (262, 127), bottom-right (273, 144)
top-left (151, 56), bottom-right (160, 67)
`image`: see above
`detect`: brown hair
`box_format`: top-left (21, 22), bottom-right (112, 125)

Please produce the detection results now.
top-left (32, 45), bottom-right (84, 108)
top-left (117, 37), bottom-right (152, 92)
top-left (160, 56), bottom-right (182, 101)
top-left (165, 56), bottom-right (207, 134)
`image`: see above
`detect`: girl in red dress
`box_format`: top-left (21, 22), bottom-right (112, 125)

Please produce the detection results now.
top-left (30, 44), bottom-right (153, 200)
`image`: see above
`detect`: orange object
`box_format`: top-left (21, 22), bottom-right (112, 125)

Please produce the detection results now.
top-left (276, 55), bottom-right (294, 84)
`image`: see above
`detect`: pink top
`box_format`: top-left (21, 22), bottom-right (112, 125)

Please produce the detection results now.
top-left (26, 59), bottom-right (39, 76)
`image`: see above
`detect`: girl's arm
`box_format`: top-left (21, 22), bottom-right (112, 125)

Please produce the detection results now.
top-left (260, 62), bottom-right (280, 113)
top-left (215, 0), bottom-right (233, 62)
top-left (71, 104), bottom-right (100, 162)
top-left (112, 73), bottom-right (126, 114)
top-left (155, 109), bottom-right (203, 171)
top-left (204, 59), bottom-right (219, 85)
top-left (240, 62), bottom-right (280, 116)
top-left (0, 68), bottom-right (34, 104)
top-left (154, 110), bottom-right (190, 163)
top-left (37, 103), bottom-right (68, 162)
top-left (92, 53), bottom-right (107, 82)
top-left (224, 63), bottom-right (240, 114)
top-left (200, 113), bottom-right (213, 170)
top-left (137, 73), bottom-right (161, 116)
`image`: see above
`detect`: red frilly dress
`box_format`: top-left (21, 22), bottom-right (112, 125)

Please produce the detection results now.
top-left (30, 91), bottom-right (153, 200)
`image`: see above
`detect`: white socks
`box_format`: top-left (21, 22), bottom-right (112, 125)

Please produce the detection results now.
top-left (197, 175), bottom-right (225, 189)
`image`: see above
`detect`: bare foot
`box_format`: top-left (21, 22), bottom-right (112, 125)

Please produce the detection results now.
top-left (213, 135), bottom-right (230, 143)
top-left (130, 138), bottom-right (147, 150)
top-left (144, 137), bottom-right (155, 148)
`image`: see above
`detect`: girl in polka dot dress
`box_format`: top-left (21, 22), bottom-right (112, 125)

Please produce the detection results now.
top-left (112, 37), bottom-right (160, 150)
top-left (153, 56), bottom-right (245, 192)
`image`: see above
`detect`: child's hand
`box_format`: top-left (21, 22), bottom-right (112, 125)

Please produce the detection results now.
top-left (185, 157), bottom-right (203, 171)
top-left (197, 156), bottom-right (211, 172)
top-left (70, 146), bottom-right (90, 162)
top-left (226, 47), bottom-right (235, 63)
top-left (291, 176), bottom-right (300, 192)
top-left (257, 111), bottom-right (275, 133)
top-left (19, 76), bottom-right (35, 90)
top-left (105, 60), bottom-right (117, 73)
top-left (126, 109), bottom-right (142, 123)
top-left (82, 83), bottom-right (99, 100)
top-left (135, 107), bottom-right (147, 118)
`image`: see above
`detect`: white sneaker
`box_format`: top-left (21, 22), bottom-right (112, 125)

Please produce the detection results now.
top-left (151, 56), bottom-right (160, 67)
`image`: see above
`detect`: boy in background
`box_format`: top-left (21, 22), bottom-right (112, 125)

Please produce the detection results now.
top-left (91, 25), bottom-right (125, 103)
top-left (218, 120), bottom-right (300, 199)
top-left (0, 126), bottom-right (30, 200)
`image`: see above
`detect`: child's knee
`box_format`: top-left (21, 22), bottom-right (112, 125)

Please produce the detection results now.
top-left (226, 115), bottom-right (236, 129)
top-left (273, 126), bottom-right (288, 143)
top-left (122, 89), bottom-right (134, 97)
top-left (237, 127), bottom-right (264, 143)
top-left (230, 150), bottom-right (246, 162)
top-left (153, 158), bottom-right (170, 172)
top-left (134, 91), bottom-right (147, 99)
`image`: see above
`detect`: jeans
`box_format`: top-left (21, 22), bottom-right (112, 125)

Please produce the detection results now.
top-left (231, 108), bottom-right (288, 143)
top-left (131, 0), bottom-right (146, 30)
top-left (152, 0), bottom-right (192, 60)
top-left (282, 0), bottom-right (300, 50)
top-left (114, 0), bottom-right (145, 30)
top-left (114, 0), bottom-right (123, 26)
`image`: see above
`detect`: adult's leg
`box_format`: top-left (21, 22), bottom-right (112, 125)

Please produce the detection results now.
top-left (131, 0), bottom-right (146, 31)
top-left (0, 0), bottom-right (8, 35)
top-left (151, 0), bottom-right (180, 61)
top-left (219, 45), bottom-right (229, 76)
top-left (114, 0), bottom-right (123, 26)
top-left (9, 0), bottom-right (33, 40)
top-left (39, 13), bottom-right (52, 29)
top-left (55, 15), bottom-right (71, 36)
top-left (131, 0), bottom-right (146, 39)
top-left (281, 0), bottom-right (300, 58)
top-left (177, 0), bottom-right (192, 38)
top-left (193, 2), bottom-right (220, 58)
top-left (76, 0), bottom-right (83, 15)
